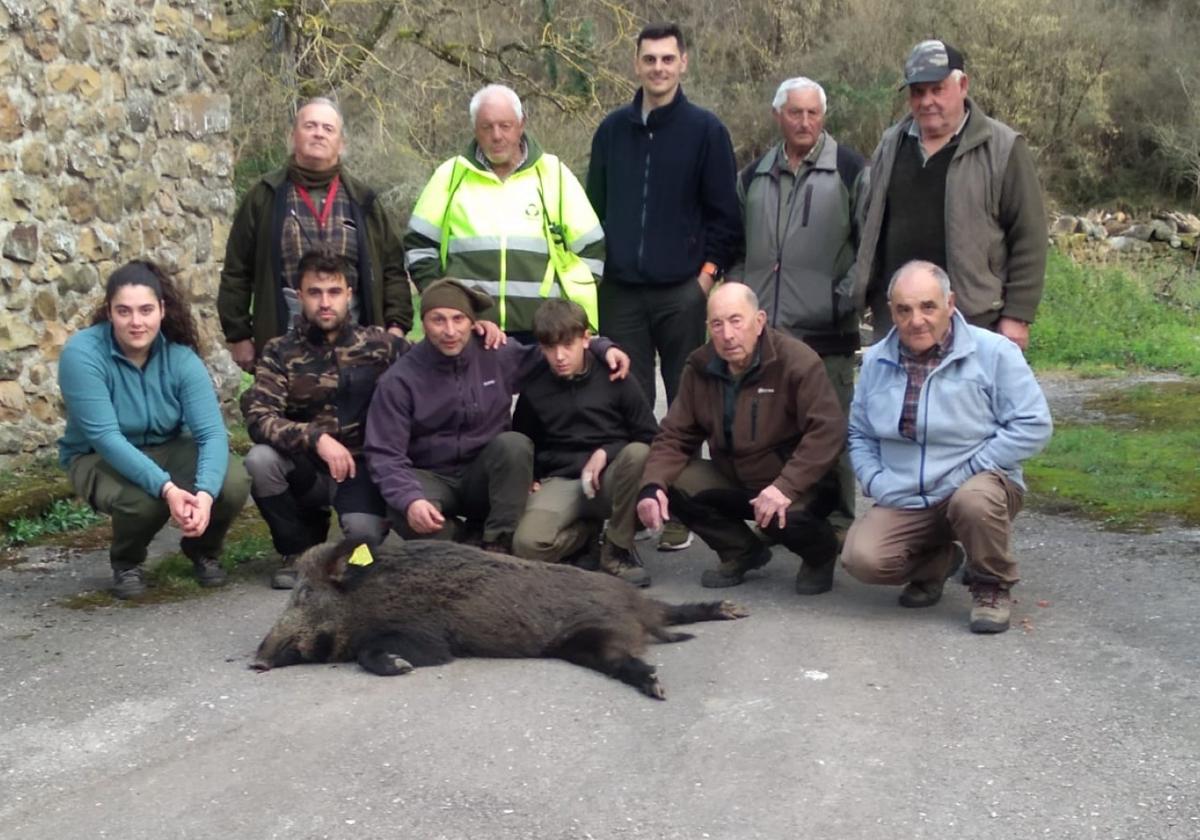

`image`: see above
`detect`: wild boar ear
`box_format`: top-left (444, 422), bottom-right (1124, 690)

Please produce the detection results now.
top-left (323, 538), bottom-right (368, 587)
top-left (295, 540), bottom-right (359, 589)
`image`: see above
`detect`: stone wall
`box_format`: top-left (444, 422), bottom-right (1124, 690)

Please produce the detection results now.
top-left (0, 0), bottom-right (237, 461)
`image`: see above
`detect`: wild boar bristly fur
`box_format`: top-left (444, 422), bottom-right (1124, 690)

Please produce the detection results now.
top-left (253, 539), bottom-right (748, 699)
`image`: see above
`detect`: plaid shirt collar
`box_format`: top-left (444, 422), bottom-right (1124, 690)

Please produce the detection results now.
top-left (897, 323), bottom-right (955, 440)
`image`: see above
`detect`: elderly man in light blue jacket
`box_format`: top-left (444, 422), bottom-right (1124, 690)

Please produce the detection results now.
top-left (842, 260), bottom-right (1052, 633)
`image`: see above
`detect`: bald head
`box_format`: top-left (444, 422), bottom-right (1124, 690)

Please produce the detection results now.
top-left (888, 261), bottom-right (956, 354)
top-left (707, 283), bottom-right (767, 374)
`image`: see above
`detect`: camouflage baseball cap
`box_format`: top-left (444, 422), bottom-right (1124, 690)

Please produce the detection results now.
top-left (900, 39), bottom-right (965, 89)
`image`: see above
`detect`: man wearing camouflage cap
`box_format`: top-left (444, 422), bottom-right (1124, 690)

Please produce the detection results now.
top-left (364, 279), bottom-right (631, 554)
top-left (853, 39), bottom-right (1047, 351)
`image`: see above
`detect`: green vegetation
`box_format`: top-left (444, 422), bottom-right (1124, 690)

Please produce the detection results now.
top-left (4, 499), bottom-right (104, 546)
top-left (60, 509), bottom-right (275, 610)
top-left (1025, 382), bottom-right (1200, 529)
top-left (1028, 252), bottom-right (1200, 375)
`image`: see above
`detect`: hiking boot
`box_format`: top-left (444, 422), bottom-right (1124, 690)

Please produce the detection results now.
top-left (562, 524), bottom-right (603, 571)
top-left (271, 554), bottom-right (300, 590)
top-left (111, 566), bottom-right (146, 599)
top-left (657, 519), bottom-right (694, 551)
top-left (600, 541), bottom-right (650, 588)
top-left (794, 559), bottom-right (836, 595)
top-left (969, 582), bottom-right (1012, 634)
top-left (192, 555), bottom-right (227, 588)
top-left (899, 542), bottom-right (966, 608)
top-left (700, 546), bottom-right (771, 589)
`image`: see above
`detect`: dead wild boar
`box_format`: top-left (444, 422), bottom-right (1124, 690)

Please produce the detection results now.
top-left (253, 539), bottom-right (748, 699)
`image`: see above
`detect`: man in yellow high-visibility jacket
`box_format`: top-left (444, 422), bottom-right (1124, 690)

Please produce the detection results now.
top-left (404, 85), bottom-right (605, 342)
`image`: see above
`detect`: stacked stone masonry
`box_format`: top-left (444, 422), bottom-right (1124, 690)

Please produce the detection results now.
top-left (0, 0), bottom-right (237, 462)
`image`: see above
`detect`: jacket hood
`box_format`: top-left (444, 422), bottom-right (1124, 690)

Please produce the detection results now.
top-left (461, 134), bottom-right (544, 174)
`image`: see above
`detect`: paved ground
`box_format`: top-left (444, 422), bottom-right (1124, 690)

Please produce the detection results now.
top-left (2, 374), bottom-right (1199, 839)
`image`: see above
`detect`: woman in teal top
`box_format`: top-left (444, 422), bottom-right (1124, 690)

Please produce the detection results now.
top-left (59, 261), bottom-right (250, 599)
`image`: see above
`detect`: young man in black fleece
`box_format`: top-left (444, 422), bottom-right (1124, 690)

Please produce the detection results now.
top-left (586, 21), bottom-right (741, 552)
top-left (512, 300), bottom-right (660, 587)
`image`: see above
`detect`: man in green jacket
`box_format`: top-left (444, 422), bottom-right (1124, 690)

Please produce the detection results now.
top-left (854, 40), bottom-right (1047, 351)
top-left (219, 98), bottom-right (413, 371)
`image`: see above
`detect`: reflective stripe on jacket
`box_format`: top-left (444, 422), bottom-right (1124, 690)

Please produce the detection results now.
top-left (404, 137), bottom-right (604, 331)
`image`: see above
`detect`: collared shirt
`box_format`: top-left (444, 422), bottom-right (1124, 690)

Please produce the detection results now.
top-left (766, 134), bottom-right (827, 246)
top-left (897, 323), bottom-right (955, 440)
top-left (776, 133), bottom-right (825, 175)
top-left (906, 106), bottom-right (971, 164)
top-left (474, 137), bottom-right (529, 178)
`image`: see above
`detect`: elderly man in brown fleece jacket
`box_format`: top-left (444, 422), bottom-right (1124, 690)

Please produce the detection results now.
top-left (636, 283), bottom-right (846, 594)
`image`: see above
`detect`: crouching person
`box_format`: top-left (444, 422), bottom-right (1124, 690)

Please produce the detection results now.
top-left (58, 261), bottom-right (251, 599)
top-left (242, 252), bottom-right (407, 589)
top-left (365, 280), bottom-right (629, 554)
top-left (636, 283), bottom-right (846, 593)
top-left (511, 300), bottom-right (658, 585)
top-left (842, 261), bottom-right (1052, 633)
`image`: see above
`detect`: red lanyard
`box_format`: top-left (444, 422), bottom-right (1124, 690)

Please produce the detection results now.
top-left (294, 175), bottom-right (341, 230)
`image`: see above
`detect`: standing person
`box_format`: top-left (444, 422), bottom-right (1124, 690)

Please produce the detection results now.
top-left (511, 299), bottom-right (659, 586)
top-left (587, 21), bottom-right (741, 550)
top-left (405, 85), bottom-right (604, 342)
top-left (635, 284), bottom-right (845, 594)
top-left (733, 76), bottom-right (866, 543)
top-left (364, 280), bottom-right (629, 555)
top-left (842, 261), bottom-right (1052, 633)
top-left (241, 252), bottom-right (407, 589)
top-left (854, 39), bottom-right (1047, 350)
top-left (58, 261), bottom-right (251, 599)
top-left (219, 98), bottom-right (412, 372)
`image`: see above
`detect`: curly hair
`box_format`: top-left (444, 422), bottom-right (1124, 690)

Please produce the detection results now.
top-left (91, 260), bottom-right (201, 353)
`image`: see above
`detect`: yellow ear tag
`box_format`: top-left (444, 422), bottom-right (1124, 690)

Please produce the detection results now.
top-left (348, 544), bottom-right (375, 567)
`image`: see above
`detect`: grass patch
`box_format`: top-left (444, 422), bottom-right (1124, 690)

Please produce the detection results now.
top-left (5, 498), bottom-right (103, 546)
top-left (60, 507), bottom-right (276, 610)
top-left (1028, 250), bottom-right (1200, 374)
top-left (1025, 381), bottom-right (1200, 529)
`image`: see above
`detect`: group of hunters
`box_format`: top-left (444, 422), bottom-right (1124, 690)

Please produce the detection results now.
top-left (57, 25), bottom-right (1053, 635)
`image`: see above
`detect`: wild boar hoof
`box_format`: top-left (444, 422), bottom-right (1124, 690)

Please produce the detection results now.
top-left (717, 600), bottom-right (750, 619)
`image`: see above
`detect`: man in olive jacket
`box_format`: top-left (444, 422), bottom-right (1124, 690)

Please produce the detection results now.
top-left (636, 284), bottom-right (846, 594)
top-left (854, 40), bottom-right (1047, 351)
top-left (219, 98), bottom-right (412, 371)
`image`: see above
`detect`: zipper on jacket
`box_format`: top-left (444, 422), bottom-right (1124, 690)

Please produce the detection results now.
top-left (771, 169), bottom-right (807, 326)
top-left (637, 133), bottom-right (652, 270)
top-left (800, 183), bottom-right (814, 227)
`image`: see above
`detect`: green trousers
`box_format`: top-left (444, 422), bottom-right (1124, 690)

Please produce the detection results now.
top-left (68, 437), bottom-right (251, 571)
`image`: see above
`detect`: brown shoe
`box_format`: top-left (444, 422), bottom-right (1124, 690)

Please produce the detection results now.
top-left (600, 541), bottom-right (650, 588)
top-left (969, 583), bottom-right (1012, 633)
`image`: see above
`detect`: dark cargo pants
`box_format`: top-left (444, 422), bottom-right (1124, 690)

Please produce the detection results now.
top-left (666, 458), bottom-right (839, 574)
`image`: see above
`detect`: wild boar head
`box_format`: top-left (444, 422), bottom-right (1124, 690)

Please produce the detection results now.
top-left (252, 540), bottom-right (364, 671)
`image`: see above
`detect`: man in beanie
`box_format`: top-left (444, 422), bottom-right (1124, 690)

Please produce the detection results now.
top-left (853, 40), bottom-right (1047, 352)
top-left (219, 98), bottom-right (413, 372)
top-left (365, 279), bottom-right (631, 553)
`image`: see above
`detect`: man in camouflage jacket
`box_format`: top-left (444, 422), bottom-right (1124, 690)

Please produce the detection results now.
top-left (242, 252), bottom-right (407, 588)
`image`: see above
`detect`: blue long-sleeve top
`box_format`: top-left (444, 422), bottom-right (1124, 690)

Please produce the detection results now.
top-left (58, 323), bottom-right (230, 499)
